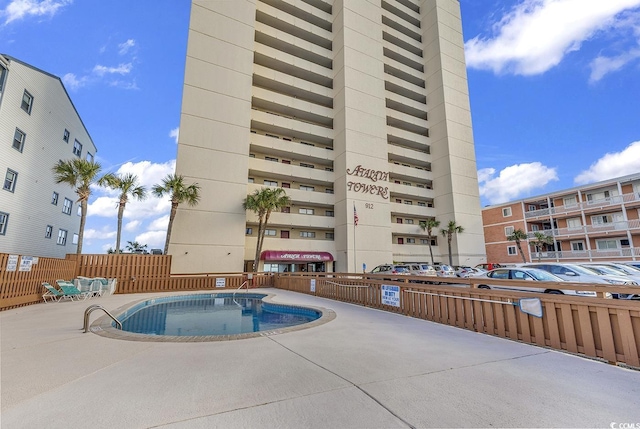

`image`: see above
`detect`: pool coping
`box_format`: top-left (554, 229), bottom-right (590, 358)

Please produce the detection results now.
top-left (89, 291), bottom-right (336, 342)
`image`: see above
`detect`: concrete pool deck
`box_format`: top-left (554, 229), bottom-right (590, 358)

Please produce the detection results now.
top-left (1, 288), bottom-right (639, 428)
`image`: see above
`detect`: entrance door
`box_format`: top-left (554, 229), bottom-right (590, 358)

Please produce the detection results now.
top-left (280, 230), bottom-right (289, 239)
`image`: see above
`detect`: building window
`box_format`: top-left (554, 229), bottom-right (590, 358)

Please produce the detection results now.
top-left (264, 180), bottom-right (278, 187)
top-left (398, 238), bottom-right (404, 244)
top-left (326, 232), bottom-right (334, 239)
top-left (281, 159), bottom-right (291, 164)
top-left (502, 207), bottom-right (512, 217)
top-left (21, 90), bottom-right (33, 114)
top-left (504, 226), bottom-right (515, 236)
top-left (0, 64), bottom-right (6, 91)
top-left (404, 200), bottom-right (412, 205)
top-left (63, 129), bottom-right (70, 142)
top-left (563, 196), bottom-right (577, 207)
top-left (246, 228), bottom-right (253, 235)
top-left (418, 202), bottom-right (426, 207)
top-left (86, 152), bottom-right (93, 162)
top-left (57, 229), bottom-right (67, 245)
top-left (507, 246), bottom-right (517, 255)
top-left (265, 156), bottom-right (278, 162)
top-left (530, 224), bottom-right (539, 231)
top-left (281, 206), bottom-right (290, 213)
top-left (300, 162), bottom-right (315, 168)
top-left (407, 238), bottom-right (415, 244)
top-left (571, 241), bottom-right (584, 251)
top-left (406, 219), bottom-right (414, 224)
top-left (325, 188), bottom-right (333, 194)
top-left (52, 191), bottom-right (59, 205)
top-left (397, 218), bottom-right (403, 224)
top-left (300, 231), bottom-right (315, 238)
top-left (280, 230), bottom-right (289, 239)
top-left (0, 212), bottom-right (8, 235)
top-left (282, 182), bottom-right (290, 188)
top-left (596, 239), bottom-right (618, 250)
top-left (264, 229), bottom-right (276, 236)
top-left (45, 225), bottom-right (53, 238)
top-left (403, 182), bottom-right (411, 186)
top-left (3, 169), bottom-right (17, 192)
top-left (326, 210), bottom-right (334, 217)
top-left (528, 205), bottom-right (536, 211)
top-left (13, 128), bottom-right (26, 152)
top-left (567, 217), bottom-right (582, 229)
top-left (73, 140), bottom-right (82, 157)
top-left (248, 178), bottom-right (254, 183)
top-left (300, 185), bottom-right (314, 191)
top-left (420, 238), bottom-right (428, 244)
top-left (72, 233), bottom-right (79, 245)
top-left (299, 208), bottom-right (314, 215)
top-left (416, 184), bottom-right (425, 188)
top-left (325, 167), bottom-right (333, 172)
top-left (62, 198), bottom-right (73, 215)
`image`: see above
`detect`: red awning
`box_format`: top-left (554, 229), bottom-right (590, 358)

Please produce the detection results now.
top-left (260, 251), bottom-right (334, 262)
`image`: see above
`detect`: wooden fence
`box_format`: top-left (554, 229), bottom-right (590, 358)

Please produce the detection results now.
top-left (274, 273), bottom-right (640, 369)
top-left (0, 253), bottom-right (274, 310)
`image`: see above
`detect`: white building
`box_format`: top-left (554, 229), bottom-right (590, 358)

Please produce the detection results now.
top-left (170, 0), bottom-right (485, 273)
top-left (0, 54), bottom-right (97, 258)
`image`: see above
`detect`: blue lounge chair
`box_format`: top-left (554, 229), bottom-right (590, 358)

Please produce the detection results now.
top-left (42, 282), bottom-right (74, 303)
top-left (56, 280), bottom-right (91, 301)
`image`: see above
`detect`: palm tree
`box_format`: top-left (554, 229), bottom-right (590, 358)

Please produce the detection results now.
top-left (52, 158), bottom-right (102, 254)
top-left (126, 240), bottom-right (148, 254)
top-left (243, 187), bottom-right (291, 272)
top-left (440, 220), bottom-right (464, 267)
top-left (152, 174), bottom-right (201, 255)
top-left (531, 231), bottom-right (554, 262)
top-left (507, 228), bottom-right (529, 263)
top-left (419, 218), bottom-right (440, 265)
top-left (98, 173), bottom-right (146, 254)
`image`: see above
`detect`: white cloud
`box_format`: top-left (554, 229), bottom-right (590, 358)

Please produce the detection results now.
top-left (574, 141), bottom-right (640, 184)
top-left (478, 162), bottom-right (559, 204)
top-left (149, 215), bottom-right (169, 231)
top-left (589, 48), bottom-right (640, 82)
top-left (465, 0), bottom-right (640, 76)
top-left (1, 0), bottom-right (71, 25)
top-left (169, 127), bottom-right (179, 144)
top-left (62, 72), bottom-right (88, 91)
top-left (83, 226), bottom-right (116, 240)
top-left (93, 63), bottom-right (133, 77)
top-left (89, 160), bottom-right (176, 221)
top-left (135, 230), bottom-right (166, 249)
top-left (118, 39), bottom-right (135, 55)
top-left (124, 220), bottom-right (141, 232)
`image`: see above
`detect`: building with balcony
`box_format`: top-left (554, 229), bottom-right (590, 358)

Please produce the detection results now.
top-left (0, 54), bottom-right (97, 258)
top-left (482, 173), bottom-right (640, 264)
top-left (170, 0), bottom-right (485, 273)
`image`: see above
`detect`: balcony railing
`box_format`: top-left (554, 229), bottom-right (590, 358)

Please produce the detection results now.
top-left (527, 219), bottom-right (640, 238)
top-left (531, 247), bottom-right (640, 261)
top-left (524, 192), bottom-right (640, 219)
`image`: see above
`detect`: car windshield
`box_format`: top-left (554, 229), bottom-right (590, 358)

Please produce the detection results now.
top-left (440, 265), bottom-right (452, 270)
top-left (419, 265), bottom-right (432, 270)
top-left (395, 266), bottom-right (409, 273)
top-left (527, 269), bottom-right (561, 281)
top-left (590, 265), bottom-right (629, 276)
top-left (566, 264), bottom-right (600, 275)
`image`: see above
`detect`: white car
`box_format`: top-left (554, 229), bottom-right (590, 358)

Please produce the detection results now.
top-left (579, 263), bottom-right (639, 299)
top-left (434, 264), bottom-right (456, 278)
top-left (476, 267), bottom-right (597, 297)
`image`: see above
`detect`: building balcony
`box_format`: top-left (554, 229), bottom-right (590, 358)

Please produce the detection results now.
top-left (531, 247), bottom-right (640, 261)
top-left (390, 201), bottom-right (434, 218)
top-left (524, 192), bottom-right (640, 219)
top-left (530, 219), bottom-right (640, 238)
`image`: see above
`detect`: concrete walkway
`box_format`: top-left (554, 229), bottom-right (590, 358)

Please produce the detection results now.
top-left (1, 288), bottom-right (638, 428)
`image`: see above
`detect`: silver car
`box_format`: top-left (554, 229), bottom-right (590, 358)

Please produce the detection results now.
top-left (476, 267), bottom-right (597, 296)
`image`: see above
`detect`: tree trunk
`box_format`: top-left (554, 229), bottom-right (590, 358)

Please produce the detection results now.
top-left (427, 230), bottom-right (434, 265)
top-left (77, 200), bottom-right (87, 254)
top-left (164, 201), bottom-right (178, 255)
top-left (116, 201), bottom-right (125, 254)
top-left (516, 241), bottom-right (526, 263)
top-left (447, 234), bottom-right (453, 266)
top-left (253, 215), bottom-right (265, 272)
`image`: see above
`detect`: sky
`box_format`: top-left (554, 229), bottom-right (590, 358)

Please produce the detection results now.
top-left (1, 0), bottom-right (639, 254)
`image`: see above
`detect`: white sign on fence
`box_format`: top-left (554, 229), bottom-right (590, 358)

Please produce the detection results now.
top-left (381, 284), bottom-right (400, 307)
top-left (19, 256), bottom-right (34, 272)
top-left (215, 278), bottom-right (226, 288)
top-left (6, 255), bottom-right (19, 271)
top-left (310, 278), bottom-right (316, 292)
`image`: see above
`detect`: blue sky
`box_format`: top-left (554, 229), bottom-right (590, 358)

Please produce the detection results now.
top-left (1, 0), bottom-right (639, 254)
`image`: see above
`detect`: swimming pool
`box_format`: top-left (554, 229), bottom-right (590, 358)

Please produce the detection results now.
top-left (89, 292), bottom-right (335, 342)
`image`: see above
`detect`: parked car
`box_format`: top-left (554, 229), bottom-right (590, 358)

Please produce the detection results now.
top-left (621, 261), bottom-right (640, 271)
top-left (578, 264), bottom-right (639, 299)
top-left (467, 267), bottom-right (488, 277)
top-left (475, 267), bottom-right (597, 296)
top-left (434, 264), bottom-right (456, 278)
top-left (454, 266), bottom-right (473, 278)
top-left (369, 264), bottom-right (411, 280)
top-left (408, 263), bottom-right (437, 277)
top-left (525, 263), bottom-right (633, 299)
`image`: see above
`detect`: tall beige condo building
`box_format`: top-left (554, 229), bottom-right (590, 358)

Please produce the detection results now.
top-left (171, 0), bottom-right (485, 273)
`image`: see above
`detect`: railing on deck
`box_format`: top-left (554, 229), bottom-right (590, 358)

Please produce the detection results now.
top-left (274, 272), bottom-right (640, 369)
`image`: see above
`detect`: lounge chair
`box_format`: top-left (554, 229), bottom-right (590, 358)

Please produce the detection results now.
top-left (56, 280), bottom-right (91, 301)
top-left (93, 277), bottom-right (117, 296)
top-left (74, 276), bottom-right (101, 297)
top-left (42, 282), bottom-right (64, 303)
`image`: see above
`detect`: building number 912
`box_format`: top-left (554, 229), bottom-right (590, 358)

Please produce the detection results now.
top-left (365, 203), bottom-right (374, 209)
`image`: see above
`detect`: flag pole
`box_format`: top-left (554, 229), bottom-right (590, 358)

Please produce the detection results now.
top-left (353, 203), bottom-right (358, 273)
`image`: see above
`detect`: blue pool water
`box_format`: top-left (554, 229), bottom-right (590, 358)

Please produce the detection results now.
top-left (117, 293), bottom-right (321, 337)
